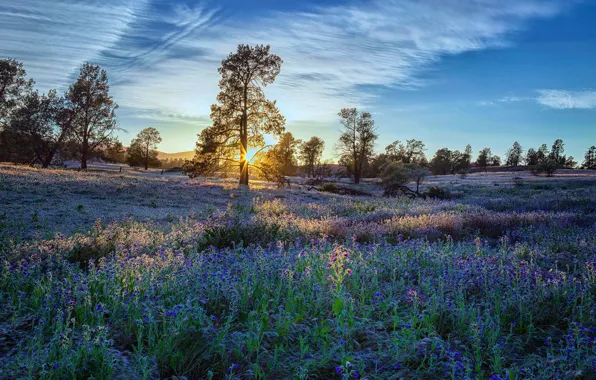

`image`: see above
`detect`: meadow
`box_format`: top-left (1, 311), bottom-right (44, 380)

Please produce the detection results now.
top-left (1, 164), bottom-right (596, 379)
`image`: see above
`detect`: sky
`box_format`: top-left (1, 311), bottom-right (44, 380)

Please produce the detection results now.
top-left (1, 0), bottom-right (595, 161)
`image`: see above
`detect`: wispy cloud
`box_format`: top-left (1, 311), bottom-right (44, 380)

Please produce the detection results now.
top-left (112, 0), bottom-right (572, 124)
top-left (0, 0), bottom-right (150, 89)
top-left (499, 96), bottom-right (533, 103)
top-left (536, 90), bottom-right (596, 109)
top-left (0, 0), bottom-right (578, 140)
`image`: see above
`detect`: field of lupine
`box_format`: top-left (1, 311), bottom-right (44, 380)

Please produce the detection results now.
top-left (1, 164), bottom-right (596, 379)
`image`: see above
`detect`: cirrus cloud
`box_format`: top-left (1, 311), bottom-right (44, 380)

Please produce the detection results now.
top-left (536, 90), bottom-right (596, 110)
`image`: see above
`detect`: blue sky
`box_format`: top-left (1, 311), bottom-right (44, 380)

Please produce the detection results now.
top-left (1, 0), bottom-right (595, 161)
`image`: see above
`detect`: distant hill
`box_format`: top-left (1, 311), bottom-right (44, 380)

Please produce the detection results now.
top-left (157, 151), bottom-right (195, 160)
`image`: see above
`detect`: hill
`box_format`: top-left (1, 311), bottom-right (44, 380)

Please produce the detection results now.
top-left (157, 150), bottom-right (195, 160)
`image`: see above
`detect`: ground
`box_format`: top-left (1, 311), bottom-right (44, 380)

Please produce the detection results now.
top-left (1, 164), bottom-right (596, 379)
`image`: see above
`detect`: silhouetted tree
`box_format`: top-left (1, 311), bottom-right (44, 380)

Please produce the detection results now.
top-left (299, 137), bottom-right (325, 178)
top-left (583, 146), bottom-right (596, 170)
top-left (451, 146), bottom-right (473, 174)
top-left (191, 44), bottom-right (285, 187)
top-left (505, 141), bottom-right (523, 167)
top-left (529, 142), bottom-right (560, 177)
top-left (491, 155), bottom-right (501, 167)
top-left (526, 148), bottom-right (538, 166)
top-left (476, 147), bottom-right (493, 172)
top-left (463, 144), bottom-right (473, 168)
top-left (129, 127), bottom-right (162, 170)
top-left (126, 129), bottom-right (162, 169)
top-left (105, 140), bottom-right (126, 163)
top-left (337, 108), bottom-right (378, 184)
top-left (429, 148), bottom-right (453, 175)
top-left (65, 63), bottom-right (118, 169)
top-left (549, 139), bottom-right (566, 168)
top-left (565, 156), bottom-right (577, 169)
top-left (537, 144), bottom-right (549, 163)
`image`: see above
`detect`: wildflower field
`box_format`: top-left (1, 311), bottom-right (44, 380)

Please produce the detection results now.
top-left (1, 164), bottom-right (596, 379)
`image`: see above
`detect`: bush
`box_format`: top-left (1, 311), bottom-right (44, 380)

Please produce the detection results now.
top-left (425, 186), bottom-right (450, 200)
top-left (165, 166), bottom-right (183, 173)
top-left (319, 182), bottom-right (371, 196)
top-left (531, 159), bottom-right (558, 177)
top-left (320, 182), bottom-right (339, 193)
top-left (381, 162), bottom-right (429, 196)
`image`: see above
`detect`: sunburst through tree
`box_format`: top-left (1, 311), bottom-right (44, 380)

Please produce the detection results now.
top-left (183, 44), bottom-right (285, 187)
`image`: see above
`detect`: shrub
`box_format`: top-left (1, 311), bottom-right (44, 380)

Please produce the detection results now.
top-left (425, 186), bottom-right (450, 200)
top-left (382, 162), bottom-right (429, 196)
top-left (531, 158), bottom-right (558, 177)
top-left (319, 182), bottom-right (371, 196)
top-left (320, 182), bottom-right (339, 193)
top-left (165, 167), bottom-right (182, 172)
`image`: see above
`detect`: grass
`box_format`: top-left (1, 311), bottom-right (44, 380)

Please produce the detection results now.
top-left (1, 164), bottom-right (596, 379)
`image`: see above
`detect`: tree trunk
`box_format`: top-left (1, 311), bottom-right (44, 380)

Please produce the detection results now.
top-left (354, 172), bottom-right (360, 184)
top-left (239, 89), bottom-right (249, 188)
top-left (144, 145), bottom-right (149, 170)
top-left (42, 152), bottom-right (54, 169)
top-left (239, 130), bottom-right (249, 187)
top-left (81, 141), bottom-right (88, 169)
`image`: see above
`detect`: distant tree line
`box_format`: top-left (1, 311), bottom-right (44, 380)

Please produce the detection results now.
top-left (180, 45), bottom-right (596, 187)
top-left (2, 55), bottom-right (595, 185)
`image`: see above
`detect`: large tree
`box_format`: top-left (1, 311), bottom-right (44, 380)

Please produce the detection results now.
top-left (194, 44), bottom-right (285, 187)
top-left (299, 137), bottom-right (325, 178)
top-left (127, 127), bottom-right (162, 170)
top-left (66, 63), bottom-right (119, 169)
top-left (337, 108), bottom-right (378, 184)
top-left (0, 59), bottom-right (33, 129)
top-left (505, 141), bottom-right (523, 167)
